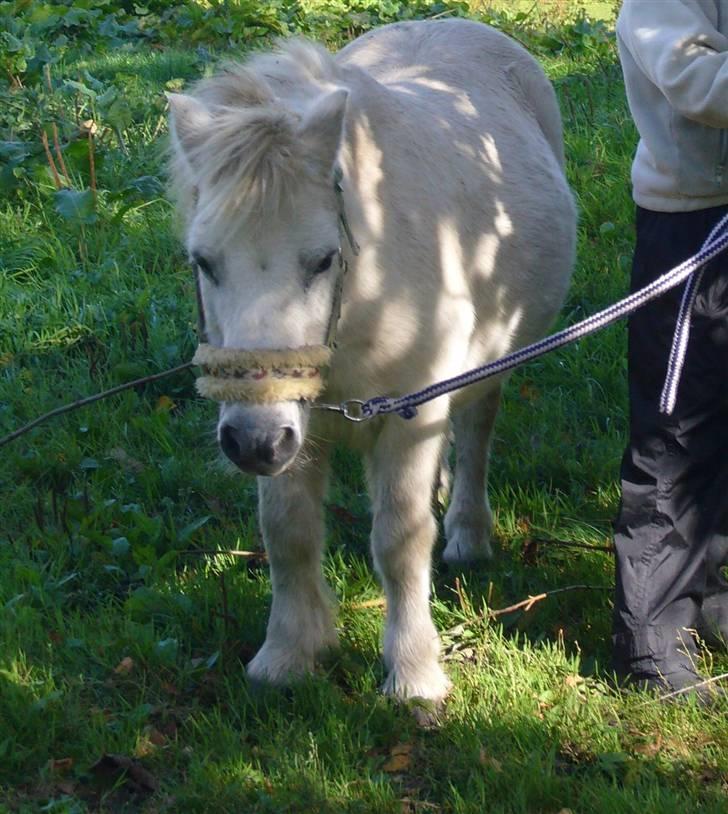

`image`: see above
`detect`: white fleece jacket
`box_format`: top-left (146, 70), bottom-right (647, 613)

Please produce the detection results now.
top-left (617, 0), bottom-right (728, 211)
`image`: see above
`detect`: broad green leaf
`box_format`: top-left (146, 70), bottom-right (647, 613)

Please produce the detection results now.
top-left (54, 188), bottom-right (97, 224)
top-left (105, 97), bottom-right (132, 130)
top-left (178, 514), bottom-right (212, 543)
top-left (1, 32), bottom-right (24, 52)
top-left (63, 79), bottom-right (97, 98)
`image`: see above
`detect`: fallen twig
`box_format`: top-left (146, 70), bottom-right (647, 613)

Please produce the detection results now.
top-left (0, 362), bottom-right (193, 448)
top-left (489, 584), bottom-right (611, 618)
top-left (437, 583), bottom-right (611, 637)
top-left (174, 548), bottom-right (265, 559)
top-left (348, 583), bottom-right (612, 622)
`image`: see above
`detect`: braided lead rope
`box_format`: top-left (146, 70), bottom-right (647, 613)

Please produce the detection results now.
top-left (658, 266), bottom-right (704, 415)
top-left (350, 214), bottom-right (728, 421)
top-left (659, 213), bottom-right (728, 414)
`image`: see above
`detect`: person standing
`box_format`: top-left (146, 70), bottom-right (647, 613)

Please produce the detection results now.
top-left (613, 0), bottom-right (728, 701)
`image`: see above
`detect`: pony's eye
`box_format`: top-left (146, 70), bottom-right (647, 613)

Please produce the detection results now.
top-left (314, 251), bottom-right (336, 275)
top-left (192, 252), bottom-right (217, 284)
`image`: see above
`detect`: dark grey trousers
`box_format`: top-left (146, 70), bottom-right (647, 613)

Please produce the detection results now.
top-left (612, 205), bottom-right (728, 678)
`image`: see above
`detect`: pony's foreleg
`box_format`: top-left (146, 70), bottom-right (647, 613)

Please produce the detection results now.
top-left (247, 454), bottom-right (337, 684)
top-left (367, 418), bottom-right (451, 703)
top-left (443, 383), bottom-right (502, 564)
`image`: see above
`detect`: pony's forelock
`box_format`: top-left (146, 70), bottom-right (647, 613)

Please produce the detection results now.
top-left (168, 38), bottom-right (341, 241)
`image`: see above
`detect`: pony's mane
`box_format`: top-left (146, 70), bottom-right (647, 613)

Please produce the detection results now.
top-left (169, 38), bottom-right (341, 239)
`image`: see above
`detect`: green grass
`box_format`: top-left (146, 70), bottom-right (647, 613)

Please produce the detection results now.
top-left (1, 2), bottom-right (726, 812)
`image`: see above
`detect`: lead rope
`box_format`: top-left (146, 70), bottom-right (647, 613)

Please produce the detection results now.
top-left (318, 213), bottom-right (728, 422)
top-left (658, 213), bottom-right (728, 414)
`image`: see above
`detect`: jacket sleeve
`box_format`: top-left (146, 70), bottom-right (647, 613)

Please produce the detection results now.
top-left (617, 0), bottom-right (728, 127)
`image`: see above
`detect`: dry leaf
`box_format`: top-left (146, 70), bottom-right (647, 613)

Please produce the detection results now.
top-left (383, 753), bottom-right (411, 773)
top-left (633, 734), bottom-right (662, 757)
top-left (48, 757), bottom-right (74, 774)
top-left (148, 727), bottom-right (167, 747)
top-left (383, 742), bottom-right (414, 773)
top-left (155, 395), bottom-right (175, 412)
top-left (114, 656), bottom-right (134, 675)
top-left (134, 736), bottom-right (155, 759)
top-left (391, 743), bottom-right (414, 756)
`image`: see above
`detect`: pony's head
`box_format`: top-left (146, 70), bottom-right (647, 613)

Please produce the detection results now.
top-left (168, 47), bottom-right (349, 476)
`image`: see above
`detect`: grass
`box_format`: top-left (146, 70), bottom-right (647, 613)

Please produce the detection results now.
top-left (1, 2), bottom-right (726, 812)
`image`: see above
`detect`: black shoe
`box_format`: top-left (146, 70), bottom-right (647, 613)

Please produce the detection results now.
top-left (699, 536), bottom-right (728, 649)
top-left (613, 628), bottom-right (727, 706)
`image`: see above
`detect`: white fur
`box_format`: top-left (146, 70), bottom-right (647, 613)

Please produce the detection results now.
top-left (169, 19), bottom-right (576, 702)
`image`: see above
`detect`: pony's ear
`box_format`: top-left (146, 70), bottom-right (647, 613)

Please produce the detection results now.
top-left (167, 92), bottom-right (213, 159)
top-left (298, 88), bottom-right (348, 175)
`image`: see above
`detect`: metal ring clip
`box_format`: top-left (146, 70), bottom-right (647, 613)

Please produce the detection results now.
top-left (310, 399), bottom-right (370, 422)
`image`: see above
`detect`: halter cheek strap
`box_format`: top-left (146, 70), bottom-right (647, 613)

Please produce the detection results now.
top-left (192, 166), bottom-right (359, 404)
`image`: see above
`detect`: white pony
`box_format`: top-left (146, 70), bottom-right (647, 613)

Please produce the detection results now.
top-left (169, 19), bottom-right (576, 703)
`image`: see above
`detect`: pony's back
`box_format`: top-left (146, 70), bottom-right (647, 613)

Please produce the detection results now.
top-left (339, 18), bottom-right (565, 168)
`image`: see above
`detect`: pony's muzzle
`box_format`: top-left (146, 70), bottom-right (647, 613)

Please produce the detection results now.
top-left (218, 403), bottom-right (304, 476)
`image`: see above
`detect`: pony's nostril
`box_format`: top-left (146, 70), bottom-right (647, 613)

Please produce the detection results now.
top-left (273, 425), bottom-right (298, 459)
top-left (257, 437), bottom-right (276, 465)
top-left (219, 423), bottom-right (242, 463)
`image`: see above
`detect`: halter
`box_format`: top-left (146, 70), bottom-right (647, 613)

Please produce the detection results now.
top-left (192, 166), bottom-right (359, 404)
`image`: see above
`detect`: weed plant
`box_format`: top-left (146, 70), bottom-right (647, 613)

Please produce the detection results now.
top-left (1, 2), bottom-right (726, 812)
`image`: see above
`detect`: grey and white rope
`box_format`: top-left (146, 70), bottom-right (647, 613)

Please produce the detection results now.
top-left (659, 213), bottom-right (728, 414)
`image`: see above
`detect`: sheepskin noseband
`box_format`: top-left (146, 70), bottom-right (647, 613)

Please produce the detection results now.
top-left (192, 343), bottom-right (332, 403)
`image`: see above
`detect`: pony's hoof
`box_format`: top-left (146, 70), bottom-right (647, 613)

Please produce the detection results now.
top-left (246, 643), bottom-right (314, 685)
top-left (442, 528), bottom-right (493, 564)
top-left (406, 696), bottom-right (445, 729)
top-left (382, 663), bottom-right (452, 704)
